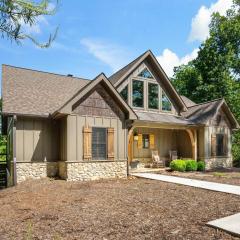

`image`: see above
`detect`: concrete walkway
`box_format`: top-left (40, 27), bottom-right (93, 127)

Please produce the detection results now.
top-left (207, 213), bottom-right (240, 237)
top-left (131, 172), bottom-right (240, 196)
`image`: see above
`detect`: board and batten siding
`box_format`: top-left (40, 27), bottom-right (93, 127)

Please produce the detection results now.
top-left (16, 117), bottom-right (59, 162)
top-left (65, 115), bottom-right (127, 161)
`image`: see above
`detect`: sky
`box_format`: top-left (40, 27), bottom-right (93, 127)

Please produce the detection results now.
top-left (0, 0), bottom-right (234, 96)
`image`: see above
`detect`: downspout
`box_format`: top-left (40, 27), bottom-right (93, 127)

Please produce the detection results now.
top-left (13, 115), bottom-right (17, 186)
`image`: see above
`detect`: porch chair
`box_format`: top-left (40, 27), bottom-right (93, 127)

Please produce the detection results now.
top-left (169, 150), bottom-right (178, 161)
top-left (152, 150), bottom-right (164, 168)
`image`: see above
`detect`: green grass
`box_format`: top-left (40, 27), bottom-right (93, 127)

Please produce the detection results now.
top-left (213, 172), bottom-right (227, 177)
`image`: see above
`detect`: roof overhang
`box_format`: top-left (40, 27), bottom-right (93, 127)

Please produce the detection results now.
top-left (53, 73), bottom-right (138, 120)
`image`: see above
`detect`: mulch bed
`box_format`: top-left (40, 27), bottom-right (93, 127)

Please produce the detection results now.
top-left (0, 178), bottom-right (240, 240)
top-left (160, 168), bottom-right (240, 186)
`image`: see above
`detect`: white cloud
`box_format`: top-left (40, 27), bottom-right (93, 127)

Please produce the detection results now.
top-left (20, 16), bottom-right (49, 35)
top-left (189, 0), bottom-right (233, 42)
top-left (156, 48), bottom-right (199, 77)
top-left (80, 38), bottom-right (132, 72)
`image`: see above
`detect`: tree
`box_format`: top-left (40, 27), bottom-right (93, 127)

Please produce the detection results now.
top-left (172, 0), bottom-right (240, 165)
top-left (0, 0), bottom-right (58, 47)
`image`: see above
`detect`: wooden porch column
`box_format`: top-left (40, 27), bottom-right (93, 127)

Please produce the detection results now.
top-left (186, 129), bottom-right (197, 160)
top-left (127, 126), bottom-right (134, 163)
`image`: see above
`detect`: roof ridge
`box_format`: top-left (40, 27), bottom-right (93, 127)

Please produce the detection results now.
top-left (2, 64), bottom-right (91, 81)
top-left (187, 98), bottom-right (223, 108)
top-left (109, 50), bottom-right (150, 80)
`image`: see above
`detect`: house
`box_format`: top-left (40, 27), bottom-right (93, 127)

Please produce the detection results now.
top-left (1, 50), bottom-right (239, 185)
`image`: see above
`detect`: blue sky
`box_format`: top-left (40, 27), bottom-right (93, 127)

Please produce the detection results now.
top-left (0, 0), bottom-right (233, 96)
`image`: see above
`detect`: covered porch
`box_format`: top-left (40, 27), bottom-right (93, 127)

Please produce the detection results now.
top-left (128, 121), bottom-right (198, 170)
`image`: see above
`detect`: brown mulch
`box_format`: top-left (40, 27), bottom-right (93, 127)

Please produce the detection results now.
top-left (0, 178), bottom-right (240, 240)
top-left (160, 168), bottom-right (240, 186)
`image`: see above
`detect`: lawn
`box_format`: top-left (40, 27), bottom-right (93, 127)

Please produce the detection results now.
top-left (0, 178), bottom-right (240, 240)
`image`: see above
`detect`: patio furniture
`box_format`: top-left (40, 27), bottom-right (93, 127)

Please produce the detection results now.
top-left (169, 150), bottom-right (178, 161)
top-left (152, 150), bottom-right (164, 168)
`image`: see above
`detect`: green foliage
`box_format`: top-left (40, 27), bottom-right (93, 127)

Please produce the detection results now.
top-left (185, 160), bottom-right (198, 171)
top-left (172, 1), bottom-right (240, 165)
top-left (0, 0), bottom-right (58, 47)
top-left (170, 160), bottom-right (186, 172)
top-left (197, 161), bottom-right (206, 171)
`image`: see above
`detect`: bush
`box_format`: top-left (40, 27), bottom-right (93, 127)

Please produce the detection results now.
top-left (185, 160), bottom-right (198, 171)
top-left (170, 160), bottom-right (186, 172)
top-left (197, 161), bottom-right (205, 171)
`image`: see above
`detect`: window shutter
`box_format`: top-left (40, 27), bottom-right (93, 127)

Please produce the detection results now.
top-left (211, 133), bottom-right (216, 157)
top-left (138, 134), bottom-right (143, 149)
top-left (83, 126), bottom-right (92, 160)
top-left (107, 128), bottom-right (114, 160)
top-left (150, 134), bottom-right (155, 149)
top-left (223, 134), bottom-right (228, 156)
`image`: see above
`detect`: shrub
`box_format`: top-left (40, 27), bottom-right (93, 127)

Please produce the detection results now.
top-left (170, 160), bottom-right (186, 172)
top-left (197, 161), bottom-right (205, 171)
top-left (185, 160), bottom-right (198, 171)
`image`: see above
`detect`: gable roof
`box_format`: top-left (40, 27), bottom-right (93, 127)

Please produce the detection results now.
top-left (182, 99), bottom-right (239, 129)
top-left (180, 95), bottom-right (196, 108)
top-left (2, 65), bottom-right (90, 117)
top-left (109, 50), bottom-right (187, 112)
top-left (54, 73), bottom-right (137, 120)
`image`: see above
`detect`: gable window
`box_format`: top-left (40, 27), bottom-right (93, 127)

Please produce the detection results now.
top-left (162, 91), bottom-right (172, 111)
top-left (143, 134), bottom-right (150, 149)
top-left (120, 85), bottom-right (128, 103)
top-left (132, 80), bottom-right (144, 108)
top-left (148, 83), bottom-right (159, 109)
top-left (92, 127), bottom-right (107, 160)
top-left (138, 68), bottom-right (153, 79)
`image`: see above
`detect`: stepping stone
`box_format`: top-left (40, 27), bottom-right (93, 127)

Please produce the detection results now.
top-left (207, 213), bottom-right (240, 237)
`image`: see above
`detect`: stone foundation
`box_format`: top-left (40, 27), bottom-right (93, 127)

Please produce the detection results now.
top-left (205, 157), bottom-right (232, 170)
top-left (16, 162), bottom-right (58, 183)
top-left (59, 161), bottom-right (127, 181)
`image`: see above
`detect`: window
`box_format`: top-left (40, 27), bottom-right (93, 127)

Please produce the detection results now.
top-left (92, 127), bottom-right (107, 160)
top-left (132, 80), bottom-right (144, 108)
top-left (148, 83), bottom-right (159, 109)
top-left (138, 68), bottom-right (153, 79)
top-left (143, 134), bottom-right (149, 149)
top-left (162, 91), bottom-right (172, 111)
top-left (120, 85), bottom-right (128, 103)
top-left (216, 134), bottom-right (225, 156)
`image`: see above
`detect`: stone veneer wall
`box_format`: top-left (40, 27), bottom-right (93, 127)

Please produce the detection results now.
top-left (16, 162), bottom-right (58, 183)
top-left (59, 161), bottom-right (127, 181)
top-left (205, 157), bottom-right (232, 170)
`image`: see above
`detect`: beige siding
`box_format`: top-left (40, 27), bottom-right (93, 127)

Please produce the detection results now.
top-left (65, 115), bottom-right (127, 161)
top-left (16, 117), bottom-right (59, 162)
top-left (59, 117), bottom-right (67, 161)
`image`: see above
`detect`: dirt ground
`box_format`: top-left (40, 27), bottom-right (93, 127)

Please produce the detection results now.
top-left (160, 168), bottom-right (240, 186)
top-left (0, 178), bottom-right (240, 240)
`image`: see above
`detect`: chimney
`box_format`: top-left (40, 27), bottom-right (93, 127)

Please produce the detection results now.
top-left (67, 74), bottom-right (73, 77)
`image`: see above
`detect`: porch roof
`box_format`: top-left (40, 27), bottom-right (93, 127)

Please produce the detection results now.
top-left (136, 111), bottom-right (196, 126)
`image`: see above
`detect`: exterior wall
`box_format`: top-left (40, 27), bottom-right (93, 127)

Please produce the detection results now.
top-left (200, 109), bottom-right (233, 169)
top-left (16, 117), bottom-right (59, 162)
top-left (65, 115), bottom-right (128, 162)
top-left (16, 162), bottom-right (58, 183)
top-left (59, 161), bottom-right (127, 181)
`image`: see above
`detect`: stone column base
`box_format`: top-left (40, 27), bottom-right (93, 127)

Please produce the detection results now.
top-left (204, 157), bottom-right (232, 170)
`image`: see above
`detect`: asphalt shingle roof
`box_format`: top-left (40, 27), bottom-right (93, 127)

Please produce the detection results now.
top-left (2, 65), bottom-right (90, 116)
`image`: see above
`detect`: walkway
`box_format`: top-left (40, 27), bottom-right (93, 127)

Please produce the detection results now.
top-left (131, 172), bottom-right (240, 196)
